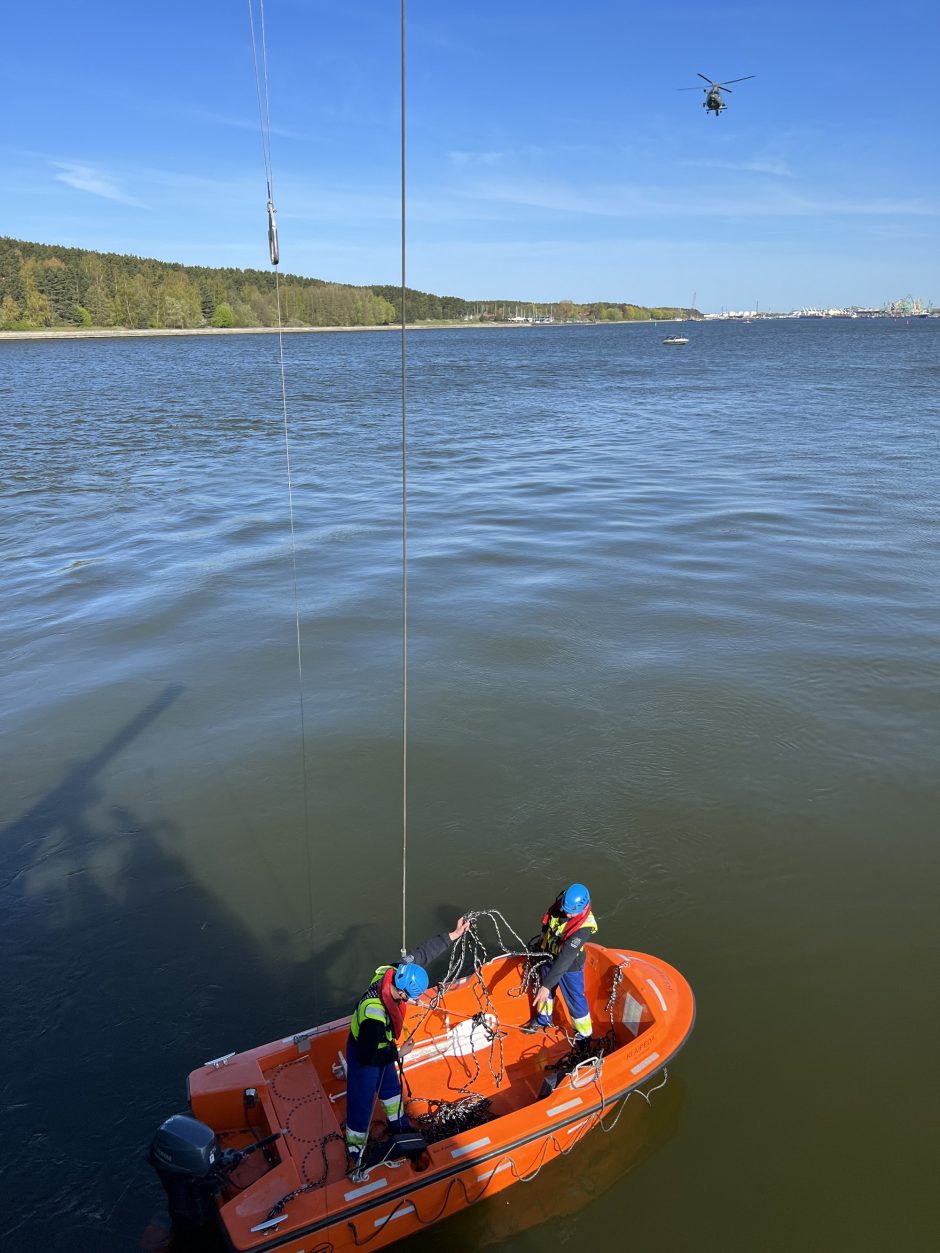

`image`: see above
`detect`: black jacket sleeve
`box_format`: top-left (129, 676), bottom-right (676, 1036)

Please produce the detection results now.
top-left (541, 926), bottom-right (592, 992)
top-left (402, 931), bottom-right (452, 971)
top-left (351, 1015), bottom-right (398, 1067)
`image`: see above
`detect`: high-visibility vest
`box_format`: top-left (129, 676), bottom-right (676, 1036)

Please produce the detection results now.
top-left (541, 906), bottom-right (598, 958)
top-left (349, 965), bottom-right (395, 1046)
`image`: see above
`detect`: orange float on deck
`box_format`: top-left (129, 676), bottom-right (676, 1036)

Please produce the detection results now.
top-left (150, 945), bottom-right (694, 1251)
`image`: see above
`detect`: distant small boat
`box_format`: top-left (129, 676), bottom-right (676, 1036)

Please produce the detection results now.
top-left (662, 335), bottom-right (689, 346)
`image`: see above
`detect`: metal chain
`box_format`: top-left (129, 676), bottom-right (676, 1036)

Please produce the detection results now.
top-left (400, 910), bottom-right (613, 1136)
top-left (268, 937), bottom-right (667, 1225)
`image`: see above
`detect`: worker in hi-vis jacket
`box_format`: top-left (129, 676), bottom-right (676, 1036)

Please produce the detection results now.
top-left (521, 883), bottom-right (598, 1051)
top-left (344, 915), bottom-right (470, 1171)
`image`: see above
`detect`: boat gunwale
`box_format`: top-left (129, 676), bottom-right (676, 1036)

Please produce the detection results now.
top-left (230, 1025), bottom-right (695, 1253)
top-left (215, 946), bottom-right (695, 1252)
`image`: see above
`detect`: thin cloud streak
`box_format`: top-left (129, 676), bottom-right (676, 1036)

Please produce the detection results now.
top-left (447, 150), bottom-right (506, 168)
top-left (682, 156), bottom-right (797, 178)
top-left (184, 108), bottom-right (309, 142)
top-left (462, 177), bottom-right (934, 220)
top-left (52, 161), bottom-right (145, 207)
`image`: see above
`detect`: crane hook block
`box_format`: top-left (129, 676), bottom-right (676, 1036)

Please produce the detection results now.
top-left (267, 200), bottom-right (280, 266)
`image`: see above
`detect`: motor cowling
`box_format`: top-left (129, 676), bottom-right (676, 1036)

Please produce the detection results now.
top-left (149, 1114), bottom-right (221, 1234)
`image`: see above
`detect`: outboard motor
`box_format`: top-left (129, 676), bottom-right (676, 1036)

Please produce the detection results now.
top-left (149, 1113), bottom-right (221, 1234)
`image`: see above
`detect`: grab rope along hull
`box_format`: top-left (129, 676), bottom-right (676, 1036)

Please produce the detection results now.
top-left (155, 945), bottom-right (694, 1251)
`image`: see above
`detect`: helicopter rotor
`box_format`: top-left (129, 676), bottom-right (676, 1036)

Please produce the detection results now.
top-left (692, 73), bottom-right (755, 90)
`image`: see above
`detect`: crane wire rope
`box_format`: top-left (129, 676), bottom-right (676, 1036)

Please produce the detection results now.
top-left (247, 0), bottom-right (317, 968)
top-left (400, 0), bottom-right (409, 957)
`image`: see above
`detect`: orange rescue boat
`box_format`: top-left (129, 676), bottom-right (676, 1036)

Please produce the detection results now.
top-left (149, 944), bottom-right (694, 1251)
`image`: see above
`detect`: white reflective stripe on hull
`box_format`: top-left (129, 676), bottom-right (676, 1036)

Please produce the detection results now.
top-left (450, 1136), bottom-right (492, 1159)
top-left (646, 979), bottom-right (668, 1012)
top-left (476, 1159), bottom-right (514, 1182)
top-left (374, 1204), bottom-right (415, 1227)
top-left (630, 1051), bottom-right (661, 1075)
top-left (344, 1178), bottom-right (388, 1201)
top-left (546, 1097), bottom-right (583, 1117)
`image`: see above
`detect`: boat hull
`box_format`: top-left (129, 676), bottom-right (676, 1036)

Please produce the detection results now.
top-left (183, 945), bottom-right (694, 1251)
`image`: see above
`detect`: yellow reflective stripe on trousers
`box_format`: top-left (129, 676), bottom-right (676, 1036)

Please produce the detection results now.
top-left (380, 1094), bottom-right (403, 1120)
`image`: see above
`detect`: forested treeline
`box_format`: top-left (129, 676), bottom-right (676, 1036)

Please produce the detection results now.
top-left (0, 237), bottom-right (399, 331)
top-left (0, 237), bottom-right (693, 331)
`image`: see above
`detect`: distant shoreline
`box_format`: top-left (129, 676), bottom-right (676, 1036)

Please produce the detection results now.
top-left (0, 320), bottom-right (662, 343)
top-left (3, 318), bottom-right (926, 344)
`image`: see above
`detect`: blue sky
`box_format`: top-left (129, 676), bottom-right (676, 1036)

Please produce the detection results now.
top-left (2, 0), bottom-right (937, 311)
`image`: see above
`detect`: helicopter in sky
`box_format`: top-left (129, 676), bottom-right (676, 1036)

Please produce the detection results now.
top-left (681, 73), bottom-right (755, 117)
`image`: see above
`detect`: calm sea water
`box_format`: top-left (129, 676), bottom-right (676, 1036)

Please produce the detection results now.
top-left (1, 320), bottom-right (938, 1251)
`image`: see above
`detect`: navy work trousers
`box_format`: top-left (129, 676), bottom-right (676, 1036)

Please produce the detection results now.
top-left (344, 1033), bottom-right (403, 1145)
top-left (535, 968), bottom-right (590, 1028)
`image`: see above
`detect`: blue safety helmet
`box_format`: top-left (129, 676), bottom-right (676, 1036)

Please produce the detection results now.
top-left (393, 962), bottom-right (429, 999)
top-left (561, 883), bottom-right (590, 915)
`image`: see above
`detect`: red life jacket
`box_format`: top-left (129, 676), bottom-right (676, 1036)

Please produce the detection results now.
top-left (378, 967), bottom-right (406, 1038)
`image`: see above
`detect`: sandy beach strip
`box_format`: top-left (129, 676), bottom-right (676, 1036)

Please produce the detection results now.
top-left (0, 320), bottom-right (655, 343)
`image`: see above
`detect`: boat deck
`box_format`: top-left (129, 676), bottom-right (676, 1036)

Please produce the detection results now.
top-left (186, 948), bottom-right (693, 1251)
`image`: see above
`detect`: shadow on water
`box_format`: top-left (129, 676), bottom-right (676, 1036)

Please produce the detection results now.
top-left (1, 688), bottom-right (684, 1252)
top-left (0, 685), bottom-right (356, 1253)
